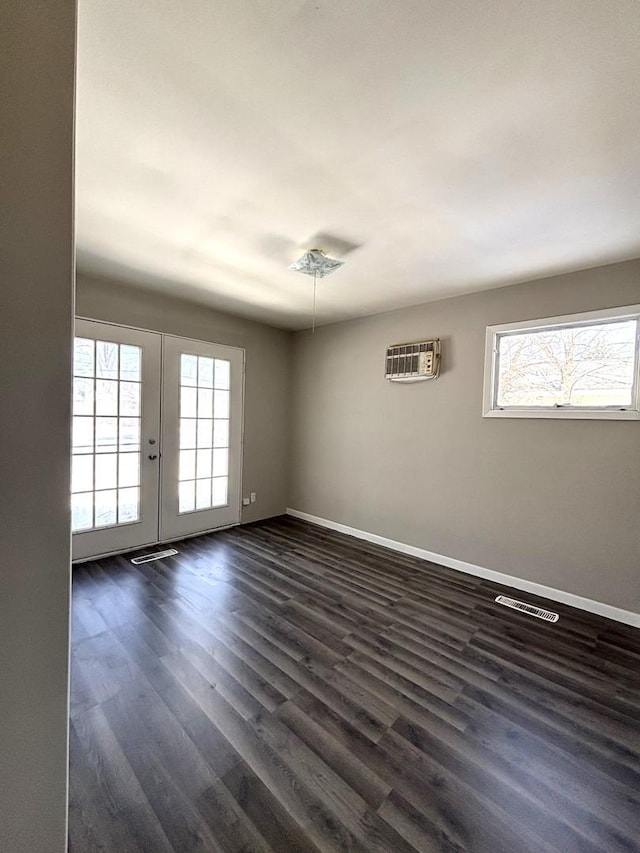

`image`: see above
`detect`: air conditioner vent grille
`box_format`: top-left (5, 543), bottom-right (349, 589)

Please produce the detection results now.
top-left (131, 548), bottom-right (179, 565)
top-left (495, 595), bottom-right (559, 622)
top-left (385, 339), bottom-right (440, 382)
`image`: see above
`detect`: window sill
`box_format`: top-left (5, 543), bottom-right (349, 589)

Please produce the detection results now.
top-left (482, 407), bottom-right (640, 420)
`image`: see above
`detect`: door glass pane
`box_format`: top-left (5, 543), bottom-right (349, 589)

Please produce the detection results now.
top-left (178, 354), bottom-right (231, 514)
top-left (118, 487), bottom-right (139, 523)
top-left (118, 453), bottom-right (140, 488)
top-left (214, 359), bottom-right (230, 389)
top-left (180, 419), bottom-right (197, 449)
top-left (72, 492), bottom-right (93, 531)
top-left (96, 341), bottom-right (119, 379)
top-left (73, 416), bottom-right (94, 454)
top-left (213, 389), bottom-right (229, 419)
top-left (72, 336), bottom-right (142, 532)
top-left (72, 455), bottom-right (93, 493)
top-left (213, 419), bottom-right (229, 448)
top-left (198, 388), bottom-right (213, 418)
top-left (96, 380), bottom-right (118, 415)
top-left (95, 417), bottom-right (118, 453)
top-left (180, 354), bottom-right (198, 386)
top-left (197, 419), bottom-right (212, 448)
top-left (212, 477), bottom-right (228, 507)
top-left (196, 448), bottom-right (212, 479)
top-left (95, 489), bottom-right (117, 527)
top-left (120, 382), bottom-right (140, 416)
top-left (198, 357), bottom-right (213, 387)
top-left (120, 345), bottom-right (141, 381)
top-left (95, 454), bottom-right (118, 490)
top-left (180, 387), bottom-right (197, 418)
top-left (196, 478), bottom-right (212, 509)
top-left (74, 339), bottom-right (94, 377)
top-left (179, 480), bottom-right (195, 513)
top-left (212, 448), bottom-right (228, 477)
top-left (73, 378), bottom-right (94, 415)
top-left (119, 418), bottom-right (140, 451)
top-left (179, 449), bottom-right (196, 481)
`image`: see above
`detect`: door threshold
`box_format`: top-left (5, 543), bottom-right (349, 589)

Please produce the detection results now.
top-left (72, 522), bottom-right (240, 564)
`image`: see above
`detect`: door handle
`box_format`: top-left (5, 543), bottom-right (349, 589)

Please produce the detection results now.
top-left (148, 454), bottom-right (158, 460)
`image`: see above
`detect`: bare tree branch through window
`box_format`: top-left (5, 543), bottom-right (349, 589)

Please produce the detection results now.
top-left (496, 320), bottom-right (637, 408)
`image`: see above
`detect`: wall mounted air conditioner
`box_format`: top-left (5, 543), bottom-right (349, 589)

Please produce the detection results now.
top-left (385, 339), bottom-right (440, 382)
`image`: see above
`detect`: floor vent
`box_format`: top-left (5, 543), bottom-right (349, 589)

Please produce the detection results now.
top-left (131, 548), bottom-right (179, 565)
top-left (495, 595), bottom-right (559, 623)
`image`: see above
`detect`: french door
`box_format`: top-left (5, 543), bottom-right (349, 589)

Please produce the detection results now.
top-left (160, 335), bottom-right (243, 541)
top-left (72, 320), bottom-right (243, 561)
top-left (72, 321), bottom-right (161, 560)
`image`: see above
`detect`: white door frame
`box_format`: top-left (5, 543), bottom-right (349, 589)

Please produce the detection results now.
top-left (160, 334), bottom-right (244, 541)
top-left (73, 317), bottom-right (245, 562)
top-left (72, 320), bottom-right (162, 561)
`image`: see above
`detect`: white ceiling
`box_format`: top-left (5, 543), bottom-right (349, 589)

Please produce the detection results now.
top-left (76, 1), bottom-right (640, 330)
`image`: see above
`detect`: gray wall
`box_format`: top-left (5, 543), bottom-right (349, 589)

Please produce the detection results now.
top-left (0, 2), bottom-right (75, 851)
top-left (76, 273), bottom-right (292, 523)
top-left (290, 259), bottom-right (640, 613)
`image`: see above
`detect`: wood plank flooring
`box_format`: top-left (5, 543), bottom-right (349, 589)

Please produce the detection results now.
top-left (69, 515), bottom-right (640, 852)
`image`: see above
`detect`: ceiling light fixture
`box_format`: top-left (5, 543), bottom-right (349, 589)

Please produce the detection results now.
top-left (288, 249), bottom-right (344, 332)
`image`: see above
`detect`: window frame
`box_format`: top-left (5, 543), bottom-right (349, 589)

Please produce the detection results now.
top-left (483, 304), bottom-right (640, 420)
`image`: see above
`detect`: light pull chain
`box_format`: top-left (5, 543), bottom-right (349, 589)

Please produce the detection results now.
top-left (312, 271), bottom-right (317, 333)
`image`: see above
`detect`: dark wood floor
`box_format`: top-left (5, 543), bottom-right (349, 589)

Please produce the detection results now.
top-left (69, 515), bottom-right (640, 853)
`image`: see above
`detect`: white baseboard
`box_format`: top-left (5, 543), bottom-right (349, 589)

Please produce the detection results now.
top-left (286, 508), bottom-right (640, 629)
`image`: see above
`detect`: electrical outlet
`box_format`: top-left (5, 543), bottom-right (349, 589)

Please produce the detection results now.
top-left (242, 497), bottom-right (250, 506)
top-left (250, 492), bottom-right (257, 503)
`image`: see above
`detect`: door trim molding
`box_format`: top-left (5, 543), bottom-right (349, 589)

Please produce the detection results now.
top-left (73, 316), bottom-right (246, 560)
top-left (76, 314), bottom-right (244, 350)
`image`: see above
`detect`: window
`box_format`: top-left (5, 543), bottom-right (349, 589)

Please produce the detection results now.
top-left (483, 305), bottom-right (640, 419)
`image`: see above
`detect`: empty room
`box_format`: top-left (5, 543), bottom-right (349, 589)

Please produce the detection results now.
top-left (2, 1), bottom-right (640, 852)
